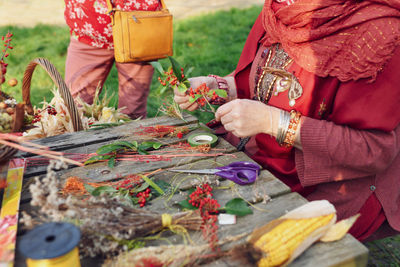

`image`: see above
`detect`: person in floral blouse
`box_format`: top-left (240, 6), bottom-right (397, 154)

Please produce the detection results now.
top-left (64, 0), bottom-right (160, 119)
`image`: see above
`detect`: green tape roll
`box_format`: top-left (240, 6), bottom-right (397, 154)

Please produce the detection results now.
top-left (187, 133), bottom-right (218, 147)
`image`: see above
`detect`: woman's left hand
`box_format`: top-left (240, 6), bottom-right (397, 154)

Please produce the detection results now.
top-left (215, 99), bottom-right (279, 138)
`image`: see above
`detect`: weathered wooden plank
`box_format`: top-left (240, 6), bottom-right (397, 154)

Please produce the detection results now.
top-left (21, 121), bottom-right (227, 178)
top-left (290, 234), bottom-right (368, 267)
top-left (17, 114), bottom-right (198, 154)
top-left (147, 153), bottom-right (290, 212)
top-left (55, 138), bottom-right (237, 182)
top-left (19, 139), bottom-right (239, 203)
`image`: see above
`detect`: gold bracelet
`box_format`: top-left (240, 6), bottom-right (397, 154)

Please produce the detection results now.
top-left (282, 110), bottom-right (301, 148)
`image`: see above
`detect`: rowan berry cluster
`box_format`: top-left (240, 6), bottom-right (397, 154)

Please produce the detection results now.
top-left (0, 32), bottom-right (13, 85)
top-left (187, 83), bottom-right (219, 107)
top-left (136, 188), bottom-right (152, 207)
top-left (188, 183), bottom-right (220, 250)
top-left (188, 183), bottom-right (213, 207)
top-left (46, 106), bottom-right (57, 116)
top-left (115, 178), bottom-right (135, 191)
top-left (31, 106), bottom-right (58, 123)
top-left (157, 67), bottom-right (185, 87)
top-left (114, 177), bottom-right (153, 208)
top-left (32, 114), bottom-right (41, 124)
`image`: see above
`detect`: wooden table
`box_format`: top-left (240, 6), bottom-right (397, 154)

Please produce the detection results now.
top-left (12, 114), bottom-right (368, 267)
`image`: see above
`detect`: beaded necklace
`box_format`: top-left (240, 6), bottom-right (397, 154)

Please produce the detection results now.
top-left (254, 44), bottom-right (303, 107)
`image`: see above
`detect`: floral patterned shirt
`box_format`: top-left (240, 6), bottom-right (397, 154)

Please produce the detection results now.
top-left (64, 0), bottom-right (160, 49)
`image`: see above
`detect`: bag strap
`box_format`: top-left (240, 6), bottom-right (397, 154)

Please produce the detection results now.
top-left (106, 0), bottom-right (114, 15)
top-left (106, 0), bottom-right (167, 14)
top-left (160, 0), bottom-right (167, 10)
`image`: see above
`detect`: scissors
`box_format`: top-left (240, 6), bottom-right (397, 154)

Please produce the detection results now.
top-left (169, 161), bottom-right (260, 185)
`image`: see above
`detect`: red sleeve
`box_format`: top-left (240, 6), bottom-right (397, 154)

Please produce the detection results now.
top-left (295, 44), bottom-right (400, 186)
top-left (295, 117), bottom-right (400, 187)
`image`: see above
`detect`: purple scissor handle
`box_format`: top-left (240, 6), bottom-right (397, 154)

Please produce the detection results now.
top-left (214, 161), bottom-right (260, 185)
top-left (169, 161), bottom-right (260, 185)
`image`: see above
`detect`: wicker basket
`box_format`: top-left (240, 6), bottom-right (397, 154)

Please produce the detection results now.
top-left (21, 57), bottom-right (83, 132)
top-left (0, 58), bottom-right (84, 163)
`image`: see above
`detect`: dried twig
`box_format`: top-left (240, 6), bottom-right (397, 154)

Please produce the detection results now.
top-left (0, 133), bottom-right (83, 166)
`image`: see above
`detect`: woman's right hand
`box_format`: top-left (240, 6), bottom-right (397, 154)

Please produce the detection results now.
top-left (173, 76), bottom-right (217, 111)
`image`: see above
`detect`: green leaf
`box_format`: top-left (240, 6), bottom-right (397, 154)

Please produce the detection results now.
top-left (223, 198), bottom-right (253, 216)
top-left (122, 194), bottom-right (135, 207)
top-left (137, 148), bottom-right (149, 155)
top-left (183, 79), bottom-right (191, 89)
top-left (84, 155), bottom-right (113, 165)
top-left (177, 83), bottom-right (188, 94)
top-left (150, 61), bottom-right (164, 76)
top-left (135, 182), bottom-right (150, 192)
top-left (151, 142), bottom-right (162, 149)
top-left (139, 141), bottom-right (163, 150)
top-left (90, 186), bottom-right (117, 197)
top-left (189, 94), bottom-right (203, 103)
top-left (159, 84), bottom-right (169, 95)
top-left (140, 175), bottom-right (164, 195)
top-left (168, 56), bottom-right (184, 82)
top-left (185, 66), bottom-right (195, 77)
top-left (178, 199), bottom-right (198, 210)
top-left (153, 180), bottom-right (171, 196)
top-left (96, 144), bottom-right (126, 155)
top-left (108, 157), bottom-right (116, 168)
top-left (131, 141), bottom-right (138, 149)
top-left (88, 122), bottom-right (124, 130)
top-left (84, 184), bottom-right (95, 194)
top-left (211, 89), bottom-right (228, 98)
top-left (112, 140), bottom-right (137, 150)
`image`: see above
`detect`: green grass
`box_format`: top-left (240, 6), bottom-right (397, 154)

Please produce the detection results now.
top-left (0, 5), bottom-right (261, 123)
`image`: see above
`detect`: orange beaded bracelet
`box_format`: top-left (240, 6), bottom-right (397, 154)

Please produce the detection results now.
top-left (282, 110), bottom-right (301, 148)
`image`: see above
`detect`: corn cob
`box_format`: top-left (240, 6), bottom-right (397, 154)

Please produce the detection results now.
top-left (253, 213), bottom-right (335, 267)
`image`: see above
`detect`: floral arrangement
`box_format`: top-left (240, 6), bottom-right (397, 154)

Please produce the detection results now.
top-left (151, 57), bottom-right (227, 118)
top-left (62, 171), bottom-right (168, 208)
top-left (178, 183), bottom-right (252, 250)
top-left (21, 161), bottom-right (203, 257)
top-left (23, 87), bottom-right (130, 139)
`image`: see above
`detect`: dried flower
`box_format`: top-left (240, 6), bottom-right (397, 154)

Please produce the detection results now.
top-left (23, 161), bottom-right (203, 257)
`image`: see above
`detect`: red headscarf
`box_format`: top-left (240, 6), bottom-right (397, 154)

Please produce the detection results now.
top-left (261, 0), bottom-right (400, 82)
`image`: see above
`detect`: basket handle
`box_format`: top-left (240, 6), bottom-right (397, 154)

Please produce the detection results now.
top-left (22, 58), bottom-right (83, 132)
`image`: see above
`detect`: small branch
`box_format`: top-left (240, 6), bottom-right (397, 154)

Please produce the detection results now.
top-left (0, 139), bottom-right (83, 166)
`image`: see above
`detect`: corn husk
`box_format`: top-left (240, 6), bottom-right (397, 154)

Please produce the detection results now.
top-left (245, 200), bottom-right (358, 267)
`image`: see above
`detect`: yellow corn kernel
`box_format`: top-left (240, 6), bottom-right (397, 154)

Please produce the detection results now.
top-left (254, 214), bottom-right (334, 267)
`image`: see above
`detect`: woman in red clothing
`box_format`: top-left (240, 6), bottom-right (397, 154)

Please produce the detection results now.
top-left (64, 0), bottom-right (160, 119)
top-left (175, 0), bottom-right (400, 241)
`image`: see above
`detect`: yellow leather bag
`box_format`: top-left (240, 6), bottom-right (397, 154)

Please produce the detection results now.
top-left (106, 0), bottom-right (173, 63)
